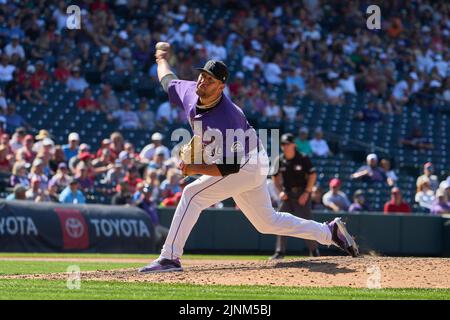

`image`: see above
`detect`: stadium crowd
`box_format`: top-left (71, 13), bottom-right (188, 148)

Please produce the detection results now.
top-left (0, 0), bottom-right (449, 216)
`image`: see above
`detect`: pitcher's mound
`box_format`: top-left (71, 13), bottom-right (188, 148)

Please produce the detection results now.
top-left (8, 256), bottom-right (450, 289)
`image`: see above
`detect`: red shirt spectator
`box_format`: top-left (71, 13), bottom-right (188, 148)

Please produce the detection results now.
top-left (91, 0), bottom-right (109, 12)
top-left (54, 59), bottom-right (71, 83)
top-left (384, 187), bottom-right (412, 214)
top-left (77, 88), bottom-right (100, 111)
top-left (117, 167), bottom-right (142, 194)
top-left (30, 62), bottom-right (49, 90)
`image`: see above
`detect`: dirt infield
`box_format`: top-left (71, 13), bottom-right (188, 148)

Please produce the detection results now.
top-left (2, 256), bottom-right (450, 289)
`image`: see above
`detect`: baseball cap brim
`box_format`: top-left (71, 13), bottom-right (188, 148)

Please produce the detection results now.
top-left (196, 68), bottom-right (224, 82)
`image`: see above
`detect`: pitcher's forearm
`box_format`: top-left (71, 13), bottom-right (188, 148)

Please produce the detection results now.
top-left (157, 59), bottom-right (175, 82)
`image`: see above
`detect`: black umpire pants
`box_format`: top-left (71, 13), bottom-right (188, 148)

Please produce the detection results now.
top-left (275, 191), bottom-right (319, 255)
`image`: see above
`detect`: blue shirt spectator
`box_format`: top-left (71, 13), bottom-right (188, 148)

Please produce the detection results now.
top-left (62, 132), bottom-right (80, 161)
top-left (59, 180), bottom-right (86, 204)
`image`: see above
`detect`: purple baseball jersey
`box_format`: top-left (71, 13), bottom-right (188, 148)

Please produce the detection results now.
top-left (168, 79), bottom-right (259, 163)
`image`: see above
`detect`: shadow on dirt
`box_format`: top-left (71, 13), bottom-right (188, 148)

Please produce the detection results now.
top-left (273, 260), bottom-right (355, 274)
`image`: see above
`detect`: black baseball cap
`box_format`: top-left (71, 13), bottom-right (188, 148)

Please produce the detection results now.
top-left (196, 60), bottom-right (228, 83)
top-left (281, 133), bottom-right (295, 144)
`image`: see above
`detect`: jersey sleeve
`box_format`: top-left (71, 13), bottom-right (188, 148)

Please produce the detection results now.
top-left (167, 79), bottom-right (195, 109)
top-left (303, 156), bottom-right (316, 174)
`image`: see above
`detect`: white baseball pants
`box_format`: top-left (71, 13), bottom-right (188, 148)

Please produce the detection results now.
top-left (160, 149), bottom-right (333, 260)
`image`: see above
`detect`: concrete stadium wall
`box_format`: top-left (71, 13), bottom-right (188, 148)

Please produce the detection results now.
top-left (158, 208), bottom-right (450, 257)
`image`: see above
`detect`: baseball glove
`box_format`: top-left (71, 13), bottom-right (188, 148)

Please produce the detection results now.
top-left (179, 135), bottom-right (203, 164)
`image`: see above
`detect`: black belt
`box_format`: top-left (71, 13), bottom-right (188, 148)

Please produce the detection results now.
top-left (286, 187), bottom-right (303, 193)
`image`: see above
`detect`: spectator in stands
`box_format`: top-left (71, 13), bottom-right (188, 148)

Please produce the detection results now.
top-left (339, 70), bottom-right (357, 95)
top-left (282, 95), bottom-right (303, 123)
top-left (400, 126), bottom-right (434, 150)
top-left (68, 144), bottom-right (91, 173)
top-left (6, 184), bottom-right (27, 201)
top-left (349, 189), bottom-right (370, 213)
top-left (380, 159), bottom-right (398, 187)
top-left (137, 98), bottom-right (155, 131)
top-left (263, 97), bottom-right (282, 122)
top-left (36, 148), bottom-right (53, 178)
top-left (263, 55), bottom-right (283, 85)
top-left (10, 161), bottom-right (29, 188)
top-left (139, 132), bottom-right (170, 163)
top-left (107, 132), bottom-right (124, 161)
top-left (143, 168), bottom-right (161, 203)
top-left (416, 162), bottom-right (439, 192)
top-left (95, 138), bottom-right (111, 158)
top-left (391, 73), bottom-right (416, 106)
top-left (26, 176), bottom-right (49, 202)
top-left (92, 147), bottom-right (111, 169)
top-left (430, 189), bottom-right (450, 215)
top-left (117, 150), bottom-right (134, 171)
top-left (94, 46), bottom-right (112, 75)
top-left (0, 54), bottom-right (15, 84)
top-left (66, 67), bottom-right (89, 92)
top-left (119, 166), bottom-right (143, 195)
top-left (148, 148), bottom-right (169, 181)
top-left (33, 130), bottom-right (53, 153)
top-left (228, 71), bottom-right (245, 98)
top-left (160, 176), bottom-right (193, 207)
top-left (124, 142), bottom-right (140, 163)
top-left (18, 66), bottom-right (48, 105)
top-left (4, 34), bottom-right (25, 59)
top-left (310, 127), bottom-right (331, 157)
top-left (439, 177), bottom-right (450, 196)
top-left (384, 187), bottom-right (412, 215)
top-left (28, 158), bottom-right (48, 190)
top-left (322, 178), bottom-right (351, 212)
top-left (59, 179), bottom-right (86, 204)
top-left (0, 88), bottom-right (7, 112)
top-left (0, 144), bottom-right (11, 173)
top-left (62, 132), bottom-right (80, 162)
top-left (74, 161), bottom-right (94, 190)
top-left (111, 181), bottom-right (132, 205)
top-left (9, 127), bottom-right (26, 152)
top-left (5, 104), bottom-right (30, 132)
top-left (48, 162), bottom-right (72, 193)
top-left (242, 48), bottom-right (263, 72)
top-left (16, 134), bottom-right (36, 164)
top-left (324, 79), bottom-right (344, 106)
top-left (294, 127), bottom-right (312, 157)
top-left (156, 100), bottom-right (180, 125)
top-left (45, 181), bottom-right (58, 203)
top-left (77, 88), bottom-right (100, 112)
top-left (108, 101), bottom-right (140, 130)
top-left (32, 61), bottom-right (49, 90)
top-left (160, 168), bottom-right (182, 200)
top-left (285, 68), bottom-right (306, 94)
top-left (415, 177), bottom-right (436, 212)
top-left (311, 186), bottom-right (326, 210)
top-left (53, 57), bottom-right (71, 83)
top-left (103, 160), bottom-right (124, 187)
top-left (98, 84), bottom-right (120, 113)
top-left (354, 100), bottom-right (383, 123)
top-left (113, 47), bottom-right (134, 74)
top-left (351, 153), bottom-right (386, 183)
top-left (49, 145), bottom-right (66, 173)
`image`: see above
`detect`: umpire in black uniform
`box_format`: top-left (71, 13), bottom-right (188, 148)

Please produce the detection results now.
top-left (270, 133), bottom-right (319, 259)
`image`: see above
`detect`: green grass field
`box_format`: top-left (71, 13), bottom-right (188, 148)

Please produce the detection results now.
top-left (0, 253), bottom-right (449, 300)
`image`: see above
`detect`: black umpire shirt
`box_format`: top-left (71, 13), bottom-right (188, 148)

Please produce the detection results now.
top-left (275, 151), bottom-right (316, 193)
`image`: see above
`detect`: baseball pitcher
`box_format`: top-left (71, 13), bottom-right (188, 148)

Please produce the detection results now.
top-left (139, 43), bottom-right (359, 273)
